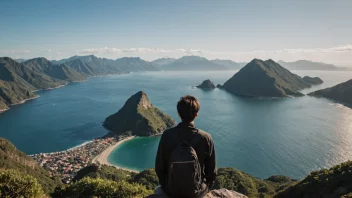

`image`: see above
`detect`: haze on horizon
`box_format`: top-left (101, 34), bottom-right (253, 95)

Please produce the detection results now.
top-left (1, 0), bottom-right (352, 67)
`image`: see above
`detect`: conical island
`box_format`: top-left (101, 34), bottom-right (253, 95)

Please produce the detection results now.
top-left (196, 79), bottom-right (216, 89)
top-left (103, 91), bottom-right (176, 136)
top-left (221, 59), bottom-right (323, 97)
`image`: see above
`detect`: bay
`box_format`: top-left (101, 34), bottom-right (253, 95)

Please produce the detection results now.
top-left (0, 70), bottom-right (351, 179)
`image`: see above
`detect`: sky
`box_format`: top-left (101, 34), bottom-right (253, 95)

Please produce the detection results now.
top-left (1, 0), bottom-right (352, 66)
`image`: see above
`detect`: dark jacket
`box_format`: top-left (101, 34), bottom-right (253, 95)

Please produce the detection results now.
top-left (155, 122), bottom-right (217, 197)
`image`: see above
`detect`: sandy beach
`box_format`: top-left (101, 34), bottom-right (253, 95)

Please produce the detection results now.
top-left (92, 136), bottom-right (138, 172)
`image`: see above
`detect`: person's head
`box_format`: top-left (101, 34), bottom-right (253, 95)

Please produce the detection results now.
top-left (177, 95), bottom-right (200, 123)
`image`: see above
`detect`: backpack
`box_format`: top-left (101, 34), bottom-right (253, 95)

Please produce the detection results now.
top-left (166, 131), bottom-right (203, 197)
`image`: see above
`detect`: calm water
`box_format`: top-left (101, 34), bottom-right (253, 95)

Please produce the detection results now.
top-left (1, 70), bottom-right (352, 179)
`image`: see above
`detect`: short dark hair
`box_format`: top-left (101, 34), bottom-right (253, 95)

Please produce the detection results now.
top-left (177, 95), bottom-right (200, 122)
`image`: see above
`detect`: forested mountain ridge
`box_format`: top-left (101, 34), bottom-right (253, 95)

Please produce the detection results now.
top-left (0, 55), bottom-right (160, 111)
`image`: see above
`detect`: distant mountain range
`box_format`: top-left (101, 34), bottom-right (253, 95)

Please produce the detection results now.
top-left (278, 60), bottom-right (348, 71)
top-left (1, 55), bottom-right (349, 111)
top-left (155, 56), bottom-right (229, 71)
top-left (221, 59), bottom-right (323, 97)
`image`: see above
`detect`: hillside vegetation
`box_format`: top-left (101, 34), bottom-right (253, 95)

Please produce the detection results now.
top-left (0, 138), bottom-right (62, 193)
top-left (1, 137), bottom-right (352, 197)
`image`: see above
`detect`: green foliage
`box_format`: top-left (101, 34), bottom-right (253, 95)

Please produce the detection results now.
top-left (0, 169), bottom-right (45, 198)
top-left (73, 164), bottom-right (134, 182)
top-left (0, 138), bottom-right (62, 193)
top-left (131, 169), bottom-right (159, 190)
top-left (275, 161), bottom-right (352, 198)
top-left (214, 168), bottom-right (259, 197)
top-left (138, 105), bottom-right (175, 133)
top-left (213, 168), bottom-right (296, 198)
top-left (54, 177), bottom-right (152, 198)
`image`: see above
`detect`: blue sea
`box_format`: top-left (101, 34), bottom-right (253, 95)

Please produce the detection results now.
top-left (1, 70), bottom-right (351, 179)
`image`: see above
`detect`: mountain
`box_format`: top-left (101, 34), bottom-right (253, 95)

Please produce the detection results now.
top-left (114, 57), bottom-right (159, 72)
top-left (162, 56), bottom-right (229, 71)
top-left (64, 55), bottom-right (159, 75)
top-left (222, 59), bottom-right (318, 97)
top-left (65, 56), bottom-right (114, 76)
top-left (0, 57), bottom-right (37, 110)
top-left (278, 60), bottom-right (348, 71)
top-left (211, 59), bottom-right (242, 70)
top-left (151, 58), bottom-right (176, 67)
top-left (196, 79), bottom-right (216, 89)
top-left (0, 138), bottom-right (61, 193)
top-left (308, 79), bottom-right (352, 105)
top-left (103, 91), bottom-right (176, 136)
top-left (22, 57), bottom-right (87, 83)
top-left (0, 55), bottom-right (163, 111)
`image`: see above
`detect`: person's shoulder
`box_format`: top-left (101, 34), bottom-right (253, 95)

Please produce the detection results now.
top-left (161, 126), bottom-right (177, 139)
top-left (196, 129), bottom-right (213, 142)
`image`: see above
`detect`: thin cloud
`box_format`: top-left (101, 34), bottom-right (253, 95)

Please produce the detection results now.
top-left (76, 45), bottom-right (352, 57)
top-left (76, 47), bottom-right (209, 55)
top-left (0, 49), bottom-right (31, 54)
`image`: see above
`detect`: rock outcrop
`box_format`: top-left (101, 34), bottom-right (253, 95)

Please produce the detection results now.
top-left (221, 59), bottom-right (317, 97)
top-left (103, 91), bottom-right (176, 136)
top-left (308, 79), bottom-right (352, 105)
top-left (196, 79), bottom-right (216, 89)
top-left (204, 189), bottom-right (248, 198)
top-left (147, 189), bottom-right (248, 198)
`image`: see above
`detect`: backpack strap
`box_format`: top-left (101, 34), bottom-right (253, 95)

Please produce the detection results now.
top-left (189, 130), bottom-right (203, 147)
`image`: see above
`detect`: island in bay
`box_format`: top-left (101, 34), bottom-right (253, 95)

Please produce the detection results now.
top-left (220, 59), bottom-right (324, 97)
top-left (196, 79), bottom-right (216, 90)
top-left (103, 91), bottom-right (176, 136)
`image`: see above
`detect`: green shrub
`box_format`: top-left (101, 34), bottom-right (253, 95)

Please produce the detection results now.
top-left (131, 168), bottom-right (159, 190)
top-left (73, 164), bottom-right (134, 182)
top-left (54, 177), bottom-right (152, 198)
top-left (0, 169), bottom-right (45, 198)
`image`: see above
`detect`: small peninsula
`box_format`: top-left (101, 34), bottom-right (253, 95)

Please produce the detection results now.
top-left (196, 79), bottom-right (216, 89)
top-left (103, 91), bottom-right (176, 136)
top-left (221, 59), bottom-right (321, 97)
top-left (308, 79), bottom-right (352, 105)
top-left (302, 76), bottom-right (324, 85)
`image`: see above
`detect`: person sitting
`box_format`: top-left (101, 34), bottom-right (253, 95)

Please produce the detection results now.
top-left (155, 95), bottom-right (217, 197)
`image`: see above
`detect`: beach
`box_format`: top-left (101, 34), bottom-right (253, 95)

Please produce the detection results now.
top-left (92, 136), bottom-right (138, 172)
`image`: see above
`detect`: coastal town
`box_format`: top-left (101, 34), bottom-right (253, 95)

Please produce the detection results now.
top-left (30, 135), bottom-right (127, 184)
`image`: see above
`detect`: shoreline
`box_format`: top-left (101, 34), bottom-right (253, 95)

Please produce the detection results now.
top-left (1, 72), bottom-right (127, 114)
top-left (92, 136), bottom-right (138, 173)
top-left (0, 95), bottom-right (40, 114)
